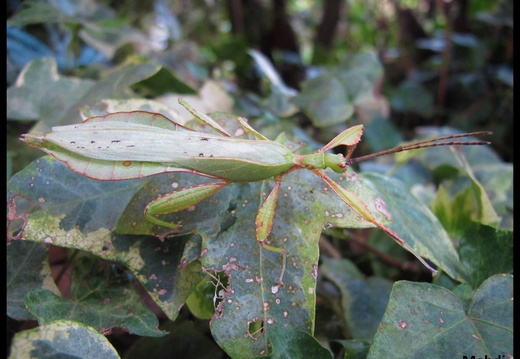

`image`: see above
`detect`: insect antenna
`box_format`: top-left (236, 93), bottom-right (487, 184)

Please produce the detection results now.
top-left (345, 131), bottom-right (492, 166)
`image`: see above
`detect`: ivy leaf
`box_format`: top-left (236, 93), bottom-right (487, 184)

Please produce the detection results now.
top-left (8, 320), bottom-right (120, 359)
top-left (7, 156), bottom-right (396, 358)
top-left (24, 255), bottom-right (166, 337)
top-left (7, 57), bottom-right (161, 132)
top-left (459, 223), bottom-right (513, 289)
top-left (7, 240), bottom-right (59, 320)
top-left (7, 157), bottom-right (204, 322)
top-left (260, 328), bottom-right (333, 359)
top-left (368, 275), bottom-right (513, 358)
top-left (320, 258), bottom-right (393, 341)
top-left (294, 51), bottom-right (382, 127)
top-left (7, 58), bottom-right (95, 121)
top-left (362, 172), bottom-right (467, 281)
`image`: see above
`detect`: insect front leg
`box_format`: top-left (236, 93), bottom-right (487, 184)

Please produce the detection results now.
top-left (255, 176), bottom-right (287, 289)
top-left (313, 170), bottom-right (438, 275)
top-left (144, 181), bottom-right (228, 229)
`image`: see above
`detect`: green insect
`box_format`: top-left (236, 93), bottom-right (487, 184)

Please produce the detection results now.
top-left (21, 99), bottom-right (492, 286)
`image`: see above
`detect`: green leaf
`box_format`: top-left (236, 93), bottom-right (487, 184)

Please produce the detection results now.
top-left (431, 185), bottom-right (472, 235)
top-left (7, 240), bottom-right (60, 320)
top-left (261, 328), bottom-right (333, 359)
top-left (468, 274), bottom-right (513, 353)
top-left (451, 282), bottom-right (475, 310)
top-left (7, 156), bottom-right (147, 233)
top-left (431, 172), bottom-right (500, 236)
top-left (389, 81), bottom-right (434, 117)
top-left (459, 223), bottom-right (513, 289)
top-left (335, 51), bottom-right (383, 104)
top-left (368, 275), bottom-right (513, 358)
top-left (186, 273), bottom-right (227, 320)
top-left (12, 112), bottom-right (495, 356)
top-left (320, 258), bottom-right (392, 341)
top-left (473, 163), bottom-right (513, 230)
top-left (7, 157), bottom-right (205, 321)
top-left (7, 57), bottom-right (161, 133)
top-left (453, 149), bottom-right (501, 226)
top-left (204, 168), bottom-right (406, 358)
top-left (7, 2), bottom-right (79, 26)
top-left (24, 254), bottom-right (166, 337)
top-left (7, 58), bottom-right (95, 121)
top-left (293, 75), bottom-right (352, 127)
top-left (8, 320), bottom-right (120, 359)
top-left (134, 66), bottom-right (197, 97)
top-left (332, 339), bottom-right (370, 359)
top-left (199, 178), bottom-right (323, 358)
top-left (294, 51), bottom-right (382, 127)
top-left (361, 172), bottom-right (467, 281)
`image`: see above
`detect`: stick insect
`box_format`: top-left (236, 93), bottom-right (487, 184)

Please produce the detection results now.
top-left (21, 99), bottom-right (492, 286)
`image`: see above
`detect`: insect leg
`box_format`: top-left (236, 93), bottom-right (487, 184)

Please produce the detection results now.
top-left (236, 117), bottom-right (269, 140)
top-left (145, 181), bottom-right (228, 229)
top-left (179, 99), bottom-right (232, 137)
top-left (255, 177), bottom-right (287, 287)
top-left (314, 170), bottom-right (438, 275)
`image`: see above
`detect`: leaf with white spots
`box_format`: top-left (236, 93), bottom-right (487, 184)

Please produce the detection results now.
top-left (7, 154), bottom-right (393, 357)
top-left (7, 157), bottom-right (205, 324)
top-left (202, 169), bottom-right (394, 358)
top-left (10, 109), bottom-right (490, 356)
top-left (368, 274), bottom-right (513, 358)
top-left (361, 172), bottom-right (467, 281)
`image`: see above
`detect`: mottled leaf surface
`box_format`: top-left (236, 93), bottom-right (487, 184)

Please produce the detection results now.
top-left (24, 254), bottom-right (166, 337)
top-left (368, 275), bottom-right (513, 358)
top-left (7, 157), bottom-right (204, 323)
top-left (361, 172), bottom-right (467, 281)
top-left (9, 111), bottom-right (499, 357)
top-left (7, 155), bottom-right (399, 357)
top-left (8, 320), bottom-right (120, 359)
